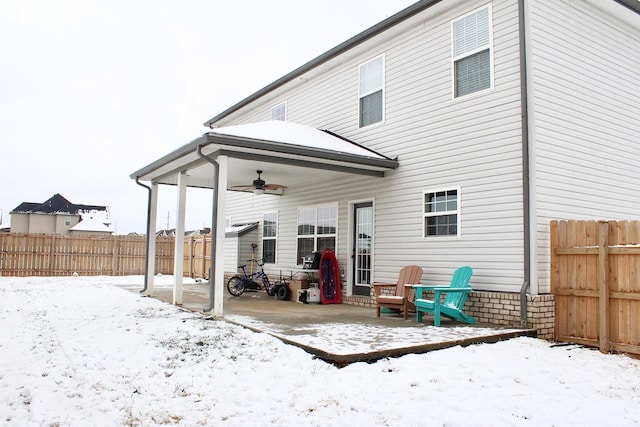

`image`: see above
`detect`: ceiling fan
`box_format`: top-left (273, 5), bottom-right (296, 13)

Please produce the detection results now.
top-left (229, 170), bottom-right (287, 195)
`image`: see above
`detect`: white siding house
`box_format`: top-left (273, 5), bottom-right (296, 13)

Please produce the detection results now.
top-left (527, 0), bottom-right (640, 293)
top-left (131, 0), bottom-right (640, 334)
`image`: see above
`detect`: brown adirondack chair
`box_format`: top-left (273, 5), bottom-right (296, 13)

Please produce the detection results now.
top-left (372, 265), bottom-right (423, 320)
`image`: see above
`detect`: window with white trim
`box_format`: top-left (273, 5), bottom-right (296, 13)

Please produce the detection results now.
top-left (452, 6), bottom-right (492, 97)
top-left (262, 211), bottom-right (277, 264)
top-left (423, 189), bottom-right (459, 237)
top-left (359, 55), bottom-right (384, 127)
top-left (297, 204), bottom-right (337, 264)
top-left (271, 101), bottom-right (287, 121)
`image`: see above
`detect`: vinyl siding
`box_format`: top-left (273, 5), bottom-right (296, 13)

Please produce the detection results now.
top-left (221, 0), bottom-right (526, 293)
top-left (528, 0), bottom-right (640, 292)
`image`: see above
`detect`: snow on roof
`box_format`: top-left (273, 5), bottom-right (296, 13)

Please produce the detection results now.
top-left (70, 215), bottom-right (114, 233)
top-left (225, 222), bottom-right (258, 237)
top-left (210, 120), bottom-right (390, 159)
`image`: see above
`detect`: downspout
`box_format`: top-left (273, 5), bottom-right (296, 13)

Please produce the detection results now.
top-left (518, 0), bottom-right (531, 327)
top-left (135, 176), bottom-right (152, 294)
top-left (196, 145), bottom-right (219, 312)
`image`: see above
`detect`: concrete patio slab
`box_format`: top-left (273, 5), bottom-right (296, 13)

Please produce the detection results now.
top-left (118, 280), bottom-right (537, 366)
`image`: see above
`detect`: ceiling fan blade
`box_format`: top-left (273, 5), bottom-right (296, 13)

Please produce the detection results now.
top-left (264, 183), bottom-right (287, 190)
top-left (228, 185), bottom-right (256, 191)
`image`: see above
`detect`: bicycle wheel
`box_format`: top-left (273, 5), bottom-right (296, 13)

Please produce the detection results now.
top-left (226, 276), bottom-right (245, 296)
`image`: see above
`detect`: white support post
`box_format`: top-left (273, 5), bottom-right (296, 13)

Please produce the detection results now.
top-left (145, 183), bottom-right (159, 296)
top-left (213, 155), bottom-right (228, 317)
top-left (173, 171), bottom-right (187, 305)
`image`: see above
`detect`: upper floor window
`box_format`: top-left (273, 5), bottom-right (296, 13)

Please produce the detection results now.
top-left (262, 211), bottom-right (278, 264)
top-left (271, 101), bottom-right (287, 121)
top-left (297, 204), bottom-right (337, 264)
top-left (359, 55), bottom-right (384, 127)
top-left (423, 189), bottom-right (459, 238)
top-left (452, 6), bottom-right (492, 98)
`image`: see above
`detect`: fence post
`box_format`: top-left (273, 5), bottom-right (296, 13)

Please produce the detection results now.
top-left (49, 235), bottom-right (55, 276)
top-left (112, 235), bottom-right (118, 276)
top-left (598, 221), bottom-right (610, 353)
top-left (202, 234), bottom-right (208, 279)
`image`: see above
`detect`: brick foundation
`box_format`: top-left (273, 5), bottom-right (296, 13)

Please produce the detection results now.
top-left (466, 291), bottom-right (554, 339)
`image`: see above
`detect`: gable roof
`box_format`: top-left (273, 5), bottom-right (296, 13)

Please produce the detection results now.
top-left (11, 193), bottom-right (110, 221)
top-left (12, 193), bottom-right (79, 215)
top-left (203, 0), bottom-right (640, 128)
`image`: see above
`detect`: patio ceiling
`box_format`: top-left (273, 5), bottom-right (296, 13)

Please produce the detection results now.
top-left (130, 121), bottom-right (399, 193)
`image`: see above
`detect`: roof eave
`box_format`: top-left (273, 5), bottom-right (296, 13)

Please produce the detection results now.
top-left (130, 135), bottom-right (208, 180)
top-left (613, 0), bottom-right (640, 14)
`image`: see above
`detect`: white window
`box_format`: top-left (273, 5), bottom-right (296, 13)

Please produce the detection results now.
top-left (359, 55), bottom-right (384, 127)
top-left (297, 204), bottom-right (337, 264)
top-left (452, 6), bottom-right (492, 98)
top-left (262, 211), bottom-right (278, 264)
top-left (271, 101), bottom-right (287, 121)
top-left (423, 189), bottom-right (460, 238)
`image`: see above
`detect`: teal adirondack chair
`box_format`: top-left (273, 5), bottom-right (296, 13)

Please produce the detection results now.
top-left (413, 266), bottom-right (475, 326)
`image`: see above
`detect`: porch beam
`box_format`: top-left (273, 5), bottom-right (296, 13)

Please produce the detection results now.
top-left (217, 150), bottom-right (389, 177)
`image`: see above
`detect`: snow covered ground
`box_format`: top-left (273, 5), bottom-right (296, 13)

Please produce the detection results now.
top-left (1, 275), bottom-right (639, 426)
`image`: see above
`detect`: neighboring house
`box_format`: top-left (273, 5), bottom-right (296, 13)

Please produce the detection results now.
top-left (0, 210), bottom-right (9, 233)
top-left (10, 193), bottom-right (113, 236)
top-left (131, 0), bottom-right (640, 334)
top-left (188, 227), bottom-right (211, 236)
top-left (156, 227), bottom-right (211, 237)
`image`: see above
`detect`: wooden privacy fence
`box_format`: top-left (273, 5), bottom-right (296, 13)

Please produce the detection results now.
top-left (0, 233), bottom-right (175, 277)
top-left (184, 234), bottom-right (212, 279)
top-left (551, 220), bottom-right (640, 355)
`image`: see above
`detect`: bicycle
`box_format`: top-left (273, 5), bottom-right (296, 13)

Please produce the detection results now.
top-left (226, 258), bottom-right (289, 300)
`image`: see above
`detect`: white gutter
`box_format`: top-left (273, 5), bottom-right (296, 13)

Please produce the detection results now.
top-left (523, 0), bottom-right (539, 297)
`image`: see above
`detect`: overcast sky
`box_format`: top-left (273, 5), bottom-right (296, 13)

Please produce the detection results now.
top-left (0, 0), bottom-right (416, 234)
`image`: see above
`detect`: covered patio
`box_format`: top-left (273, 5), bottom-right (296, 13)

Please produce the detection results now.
top-left (131, 120), bottom-right (398, 317)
